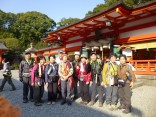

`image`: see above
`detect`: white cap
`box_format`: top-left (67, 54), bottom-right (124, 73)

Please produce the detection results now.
top-left (74, 51), bottom-right (80, 55)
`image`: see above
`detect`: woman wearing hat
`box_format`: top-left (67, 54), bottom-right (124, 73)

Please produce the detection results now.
top-left (76, 54), bottom-right (91, 105)
top-left (58, 54), bottom-right (73, 106)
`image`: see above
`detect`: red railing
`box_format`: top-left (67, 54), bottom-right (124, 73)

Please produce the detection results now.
top-left (130, 60), bottom-right (156, 75)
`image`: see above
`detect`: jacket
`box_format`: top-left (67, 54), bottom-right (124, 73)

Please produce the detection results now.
top-left (77, 62), bottom-right (92, 82)
top-left (72, 60), bottom-right (80, 79)
top-left (58, 61), bottom-right (73, 81)
top-left (90, 60), bottom-right (103, 85)
top-left (31, 63), bottom-right (45, 84)
top-left (45, 62), bottom-right (59, 83)
top-left (1, 62), bottom-right (11, 74)
top-left (117, 63), bottom-right (136, 84)
top-left (19, 59), bottom-right (33, 81)
top-left (102, 62), bottom-right (118, 85)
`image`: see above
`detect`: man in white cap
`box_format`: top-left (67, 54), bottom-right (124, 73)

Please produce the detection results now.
top-left (72, 51), bottom-right (80, 100)
top-left (56, 50), bottom-right (64, 64)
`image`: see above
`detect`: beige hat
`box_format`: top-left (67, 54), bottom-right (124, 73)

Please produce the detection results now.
top-left (80, 54), bottom-right (87, 59)
top-left (74, 51), bottom-right (80, 55)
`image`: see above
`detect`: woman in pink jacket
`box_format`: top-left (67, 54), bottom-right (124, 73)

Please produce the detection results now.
top-left (77, 54), bottom-right (92, 105)
top-left (31, 57), bottom-right (46, 106)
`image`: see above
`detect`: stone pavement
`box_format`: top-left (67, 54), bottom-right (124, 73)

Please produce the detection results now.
top-left (0, 70), bottom-right (156, 117)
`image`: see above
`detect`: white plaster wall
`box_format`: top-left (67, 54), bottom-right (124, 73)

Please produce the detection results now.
top-left (120, 26), bottom-right (156, 39)
top-left (66, 41), bottom-right (82, 48)
top-left (119, 16), bottom-right (156, 29)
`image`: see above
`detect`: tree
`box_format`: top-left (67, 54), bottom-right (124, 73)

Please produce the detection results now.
top-left (57, 17), bottom-right (80, 29)
top-left (0, 10), bottom-right (15, 39)
top-left (85, 0), bottom-right (154, 17)
top-left (85, 4), bottom-right (107, 17)
top-left (11, 11), bottom-right (56, 48)
top-left (0, 38), bottom-right (20, 51)
top-left (34, 41), bottom-right (48, 49)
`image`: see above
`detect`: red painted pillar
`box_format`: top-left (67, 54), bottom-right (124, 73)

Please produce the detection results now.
top-left (0, 50), bottom-right (2, 64)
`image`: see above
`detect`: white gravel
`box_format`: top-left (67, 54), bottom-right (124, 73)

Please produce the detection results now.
top-left (0, 70), bottom-right (156, 117)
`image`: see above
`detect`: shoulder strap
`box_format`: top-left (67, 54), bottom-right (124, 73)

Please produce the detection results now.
top-left (126, 63), bottom-right (131, 72)
top-left (107, 62), bottom-right (111, 73)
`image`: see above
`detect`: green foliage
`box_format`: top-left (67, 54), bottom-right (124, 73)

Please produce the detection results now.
top-left (85, 4), bottom-right (108, 17)
top-left (11, 11), bottom-right (56, 48)
top-left (57, 17), bottom-right (80, 29)
top-left (85, 0), bottom-right (155, 17)
top-left (11, 63), bottom-right (19, 70)
top-left (0, 38), bottom-right (20, 51)
top-left (34, 41), bottom-right (48, 49)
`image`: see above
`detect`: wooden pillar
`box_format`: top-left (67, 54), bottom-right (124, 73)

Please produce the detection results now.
top-left (0, 50), bottom-right (2, 64)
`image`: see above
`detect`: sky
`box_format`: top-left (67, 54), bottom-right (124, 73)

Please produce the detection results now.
top-left (0, 0), bottom-right (104, 22)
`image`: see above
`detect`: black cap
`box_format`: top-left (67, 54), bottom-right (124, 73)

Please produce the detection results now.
top-left (90, 51), bottom-right (96, 56)
top-left (24, 51), bottom-right (31, 55)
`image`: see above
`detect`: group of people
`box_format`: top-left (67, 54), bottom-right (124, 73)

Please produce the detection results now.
top-left (0, 50), bottom-right (136, 114)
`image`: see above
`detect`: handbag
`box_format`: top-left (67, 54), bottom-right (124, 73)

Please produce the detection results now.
top-left (118, 79), bottom-right (126, 87)
top-left (49, 76), bottom-right (58, 82)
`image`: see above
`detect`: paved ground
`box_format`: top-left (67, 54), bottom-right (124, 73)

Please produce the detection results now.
top-left (0, 70), bottom-right (156, 117)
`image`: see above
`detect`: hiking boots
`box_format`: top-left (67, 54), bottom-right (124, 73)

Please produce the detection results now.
top-left (118, 104), bottom-right (126, 110)
top-left (98, 102), bottom-right (103, 107)
top-left (123, 105), bottom-right (132, 114)
top-left (89, 101), bottom-right (95, 106)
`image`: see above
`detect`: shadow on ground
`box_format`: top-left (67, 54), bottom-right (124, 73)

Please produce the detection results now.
top-left (0, 75), bottom-right (143, 117)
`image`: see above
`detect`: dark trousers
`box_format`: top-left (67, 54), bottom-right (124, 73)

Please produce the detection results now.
top-left (61, 80), bottom-right (71, 101)
top-left (79, 81), bottom-right (90, 102)
top-left (23, 82), bottom-right (33, 100)
top-left (40, 83), bottom-right (44, 99)
top-left (118, 84), bottom-right (131, 106)
top-left (0, 76), bottom-right (16, 90)
top-left (73, 79), bottom-right (78, 97)
top-left (48, 82), bottom-right (58, 102)
top-left (33, 83), bottom-right (42, 103)
top-left (91, 81), bottom-right (104, 103)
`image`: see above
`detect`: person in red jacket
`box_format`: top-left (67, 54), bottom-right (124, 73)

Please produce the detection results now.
top-left (76, 54), bottom-right (91, 105)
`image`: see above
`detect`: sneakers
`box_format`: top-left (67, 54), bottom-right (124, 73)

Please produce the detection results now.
top-left (89, 101), bottom-right (95, 106)
top-left (60, 100), bottom-right (66, 105)
top-left (52, 101), bottom-right (56, 105)
top-left (23, 99), bottom-right (28, 103)
top-left (83, 101), bottom-right (89, 105)
top-left (67, 101), bottom-right (72, 106)
top-left (47, 101), bottom-right (52, 105)
top-left (34, 102), bottom-right (42, 106)
top-left (29, 99), bottom-right (34, 102)
top-left (80, 100), bottom-right (85, 104)
top-left (98, 102), bottom-right (103, 107)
